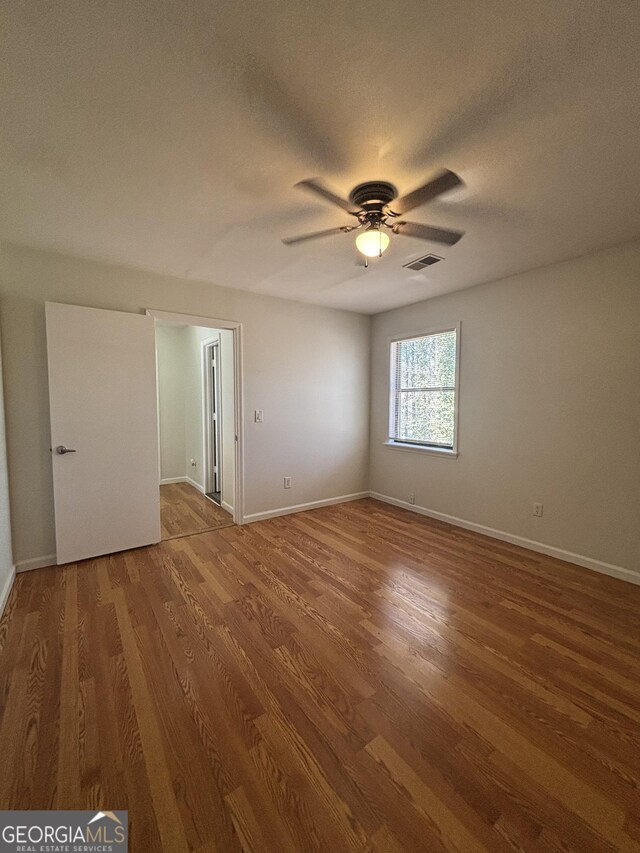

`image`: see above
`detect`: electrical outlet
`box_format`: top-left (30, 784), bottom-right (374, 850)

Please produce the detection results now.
top-left (254, 409), bottom-right (264, 423)
top-left (533, 502), bottom-right (543, 517)
top-left (190, 458), bottom-right (196, 468)
top-left (409, 493), bottom-right (416, 505)
top-left (283, 476), bottom-right (291, 489)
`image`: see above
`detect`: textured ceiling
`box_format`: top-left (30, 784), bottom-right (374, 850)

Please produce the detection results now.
top-left (2, 0), bottom-right (639, 313)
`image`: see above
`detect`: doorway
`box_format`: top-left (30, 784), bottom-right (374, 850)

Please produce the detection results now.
top-left (151, 312), bottom-right (242, 540)
top-left (203, 339), bottom-right (222, 505)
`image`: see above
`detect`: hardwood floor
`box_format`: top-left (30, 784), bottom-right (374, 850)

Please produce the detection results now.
top-left (160, 481), bottom-right (233, 540)
top-left (1, 498), bottom-right (639, 851)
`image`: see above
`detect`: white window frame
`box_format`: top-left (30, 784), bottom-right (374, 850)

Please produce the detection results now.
top-left (385, 322), bottom-right (461, 458)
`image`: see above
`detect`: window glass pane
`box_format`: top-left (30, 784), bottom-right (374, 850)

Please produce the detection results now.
top-left (397, 330), bottom-right (456, 389)
top-left (396, 390), bottom-right (455, 446)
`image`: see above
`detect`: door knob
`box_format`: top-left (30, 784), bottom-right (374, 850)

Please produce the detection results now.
top-left (55, 445), bottom-right (77, 455)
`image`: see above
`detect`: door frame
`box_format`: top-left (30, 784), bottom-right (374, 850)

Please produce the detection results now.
top-left (146, 309), bottom-right (244, 525)
top-left (202, 336), bottom-right (221, 499)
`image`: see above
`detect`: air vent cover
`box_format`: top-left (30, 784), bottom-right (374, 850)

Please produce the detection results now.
top-left (403, 254), bottom-right (443, 271)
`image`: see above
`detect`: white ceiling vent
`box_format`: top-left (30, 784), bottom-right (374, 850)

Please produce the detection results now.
top-left (403, 254), bottom-right (444, 271)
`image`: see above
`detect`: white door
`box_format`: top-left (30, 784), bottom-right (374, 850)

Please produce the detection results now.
top-left (46, 302), bottom-right (161, 564)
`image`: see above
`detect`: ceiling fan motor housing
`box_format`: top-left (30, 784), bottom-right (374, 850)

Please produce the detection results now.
top-left (349, 181), bottom-right (397, 210)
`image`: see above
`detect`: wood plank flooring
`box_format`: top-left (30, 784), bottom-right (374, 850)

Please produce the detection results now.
top-left (0, 498), bottom-right (639, 851)
top-left (160, 481), bottom-right (233, 540)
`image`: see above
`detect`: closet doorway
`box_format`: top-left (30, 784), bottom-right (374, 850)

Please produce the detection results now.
top-left (150, 310), bottom-right (242, 541)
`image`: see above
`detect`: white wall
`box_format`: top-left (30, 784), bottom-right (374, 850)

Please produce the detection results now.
top-left (183, 326), bottom-right (205, 489)
top-left (0, 331), bottom-right (14, 614)
top-left (0, 243), bottom-right (370, 567)
top-left (370, 240), bottom-right (640, 577)
top-left (156, 324), bottom-right (188, 481)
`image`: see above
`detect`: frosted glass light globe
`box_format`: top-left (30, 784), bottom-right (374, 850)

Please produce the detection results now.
top-left (355, 228), bottom-right (390, 257)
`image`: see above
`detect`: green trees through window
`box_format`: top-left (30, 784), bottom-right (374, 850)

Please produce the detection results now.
top-left (390, 329), bottom-right (457, 448)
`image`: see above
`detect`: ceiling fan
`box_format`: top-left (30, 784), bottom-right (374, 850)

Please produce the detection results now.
top-left (282, 169), bottom-right (464, 265)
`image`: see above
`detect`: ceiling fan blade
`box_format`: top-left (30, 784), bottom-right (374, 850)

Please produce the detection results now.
top-left (295, 178), bottom-right (360, 215)
top-left (391, 221), bottom-right (464, 245)
top-left (388, 170), bottom-right (463, 216)
top-left (282, 225), bottom-right (357, 245)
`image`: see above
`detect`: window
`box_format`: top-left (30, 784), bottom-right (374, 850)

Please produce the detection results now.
top-left (389, 327), bottom-right (459, 453)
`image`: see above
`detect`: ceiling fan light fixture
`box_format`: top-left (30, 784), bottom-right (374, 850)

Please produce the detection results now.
top-left (283, 171), bottom-right (464, 253)
top-left (355, 227), bottom-right (390, 258)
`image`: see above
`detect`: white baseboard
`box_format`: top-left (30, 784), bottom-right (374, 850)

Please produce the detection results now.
top-left (0, 565), bottom-right (16, 619)
top-left (222, 501), bottom-right (234, 515)
top-left (14, 494), bottom-right (633, 587)
top-left (186, 476), bottom-right (205, 494)
top-left (370, 492), bottom-right (640, 586)
top-left (243, 492), bottom-right (369, 524)
top-left (14, 553), bottom-right (57, 573)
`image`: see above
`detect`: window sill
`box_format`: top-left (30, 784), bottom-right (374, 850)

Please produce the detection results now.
top-left (383, 441), bottom-right (458, 458)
